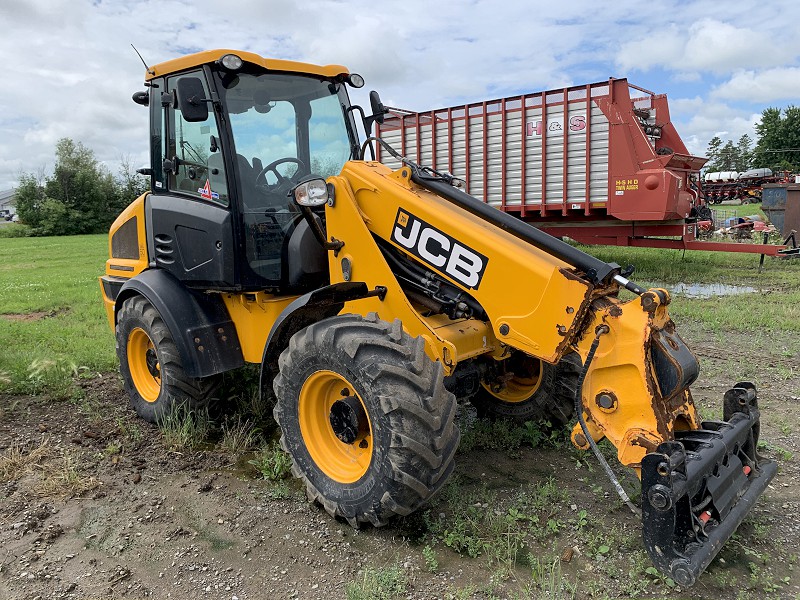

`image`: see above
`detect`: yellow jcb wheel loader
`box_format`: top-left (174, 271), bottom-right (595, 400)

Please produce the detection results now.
top-left (100, 49), bottom-right (775, 587)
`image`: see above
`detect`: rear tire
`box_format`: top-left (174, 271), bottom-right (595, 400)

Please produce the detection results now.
top-left (116, 295), bottom-right (219, 423)
top-left (470, 351), bottom-right (582, 427)
top-left (273, 313), bottom-right (459, 527)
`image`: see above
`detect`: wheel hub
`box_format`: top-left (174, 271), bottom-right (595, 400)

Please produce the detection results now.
top-left (127, 327), bottom-right (161, 403)
top-left (329, 396), bottom-right (367, 444)
top-left (482, 355), bottom-right (544, 403)
top-left (145, 348), bottom-right (160, 378)
top-left (298, 370), bottom-right (373, 483)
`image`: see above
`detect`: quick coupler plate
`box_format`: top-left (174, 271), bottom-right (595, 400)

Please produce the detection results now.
top-left (640, 382), bottom-right (777, 587)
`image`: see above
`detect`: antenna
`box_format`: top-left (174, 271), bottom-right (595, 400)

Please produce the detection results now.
top-left (131, 44), bottom-right (155, 76)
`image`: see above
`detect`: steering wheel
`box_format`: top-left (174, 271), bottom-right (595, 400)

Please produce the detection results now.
top-left (254, 157), bottom-right (306, 195)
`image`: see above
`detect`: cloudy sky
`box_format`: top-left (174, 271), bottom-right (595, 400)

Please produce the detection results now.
top-left (2, 0), bottom-right (799, 191)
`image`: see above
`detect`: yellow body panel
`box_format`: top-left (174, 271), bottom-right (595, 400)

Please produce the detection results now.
top-left (105, 193), bottom-right (149, 278)
top-left (100, 193), bottom-right (150, 329)
top-left (221, 293), bottom-right (298, 363)
top-left (100, 281), bottom-right (116, 330)
top-left (325, 173), bottom-right (459, 371)
top-left (146, 49), bottom-right (349, 81)
top-left (327, 161), bottom-right (700, 470)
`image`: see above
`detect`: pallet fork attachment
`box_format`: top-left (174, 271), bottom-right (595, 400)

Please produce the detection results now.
top-left (641, 383), bottom-right (777, 587)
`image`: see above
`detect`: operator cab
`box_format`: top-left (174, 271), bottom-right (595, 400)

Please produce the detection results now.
top-left (139, 51), bottom-right (364, 292)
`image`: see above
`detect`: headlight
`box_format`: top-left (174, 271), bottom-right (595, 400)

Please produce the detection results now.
top-left (219, 54), bottom-right (243, 71)
top-left (292, 178), bottom-right (329, 206)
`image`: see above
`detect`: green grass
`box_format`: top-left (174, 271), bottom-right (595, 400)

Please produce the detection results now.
top-left (346, 565), bottom-right (408, 600)
top-left (0, 234), bottom-right (115, 395)
top-left (248, 442), bottom-right (292, 481)
top-left (579, 243), bottom-right (800, 334)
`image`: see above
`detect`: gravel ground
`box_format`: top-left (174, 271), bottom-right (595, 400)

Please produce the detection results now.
top-left (1, 326), bottom-right (798, 600)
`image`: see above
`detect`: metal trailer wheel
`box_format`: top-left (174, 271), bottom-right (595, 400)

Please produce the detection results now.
top-left (273, 312), bottom-right (459, 527)
top-left (470, 351), bottom-right (582, 427)
top-left (115, 295), bottom-right (219, 423)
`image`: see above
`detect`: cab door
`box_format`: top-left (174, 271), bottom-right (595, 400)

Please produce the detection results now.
top-left (147, 70), bottom-right (236, 288)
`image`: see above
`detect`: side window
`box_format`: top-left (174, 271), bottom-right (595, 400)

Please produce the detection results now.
top-left (308, 95), bottom-right (351, 178)
top-left (165, 72), bottom-right (229, 206)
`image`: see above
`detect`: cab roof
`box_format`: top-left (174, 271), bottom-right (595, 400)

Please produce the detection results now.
top-left (145, 49), bottom-right (349, 81)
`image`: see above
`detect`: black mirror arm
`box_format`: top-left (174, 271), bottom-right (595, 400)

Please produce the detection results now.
top-left (297, 205), bottom-right (344, 254)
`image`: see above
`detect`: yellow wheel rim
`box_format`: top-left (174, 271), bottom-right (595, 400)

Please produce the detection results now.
top-left (481, 358), bottom-right (544, 403)
top-left (127, 328), bottom-right (161, 403)
top-left (298, 370), bottom-right (373, 484)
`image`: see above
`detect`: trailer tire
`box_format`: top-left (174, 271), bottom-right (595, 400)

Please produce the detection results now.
top-left (471, 352), bottom-right (582, 427)
top-left (116, 295), bottom-right (220, 423)
top-left (273, 313), bottom-right (459, 527)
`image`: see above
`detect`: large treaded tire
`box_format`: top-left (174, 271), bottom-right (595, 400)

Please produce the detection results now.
top-left (471, 352), bottom-right (582, 427)
top-left (116, 295), bottom-right (219, 423)
top-left (273, 312), bottom-right (460, 527)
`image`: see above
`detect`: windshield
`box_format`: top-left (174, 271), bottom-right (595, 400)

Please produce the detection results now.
top-left (215, 71), bottom-right (355, 286)
top-left (221, 72), bottom-right (354, 186)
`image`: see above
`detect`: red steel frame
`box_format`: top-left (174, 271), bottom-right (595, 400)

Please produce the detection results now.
top-left (375, 79), bottom-right (784, 256)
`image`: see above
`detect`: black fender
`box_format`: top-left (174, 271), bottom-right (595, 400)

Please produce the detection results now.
top-left (259, 281), bottom-right (385, 400)
top-left (115, 269), bottom-right (244, 378)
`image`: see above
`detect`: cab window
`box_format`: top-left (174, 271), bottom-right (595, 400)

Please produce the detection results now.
top-left (164, 71), bottom-right (229, 206)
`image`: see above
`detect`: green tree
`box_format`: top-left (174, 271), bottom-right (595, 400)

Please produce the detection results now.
top-left (117, 155), bottom-right (149, 205)
top-left (735, 134), bottom-right (754, 171)
top-left (15, 138), bottom-right (141, 236)
top-left (717, 140), bottom-right (738, 171)
top-left (43, 138), bottom-right (120, 234)
top-left (705, 136), bottom-right (723, 171)
top-left (14, 172), bottom-right (47, 230)
top-left (753, 106), bottom-right (800, 172)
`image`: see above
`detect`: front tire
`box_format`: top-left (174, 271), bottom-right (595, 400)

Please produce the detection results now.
top-left (273, 313), bottom-right (459, 527)
top-left (116, 295), bottom-right (219, 423)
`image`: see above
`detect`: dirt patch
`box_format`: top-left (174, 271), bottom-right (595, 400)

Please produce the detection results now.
top-left (0, 328), bottom-right (798, 600)
top-left (1, 308), bottom-right (69, 322)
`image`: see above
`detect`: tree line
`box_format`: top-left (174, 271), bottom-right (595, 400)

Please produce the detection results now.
top-left (15, 138), bottom-right (148, 236)
top-left (704, 106), bottom-right (800, 174)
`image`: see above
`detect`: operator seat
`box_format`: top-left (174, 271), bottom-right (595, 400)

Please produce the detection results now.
top-left (207, 152), bottom-right (259, 208)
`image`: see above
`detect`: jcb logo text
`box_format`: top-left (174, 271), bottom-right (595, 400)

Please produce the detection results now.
top-left (391, 210), bottom-right (488, 290)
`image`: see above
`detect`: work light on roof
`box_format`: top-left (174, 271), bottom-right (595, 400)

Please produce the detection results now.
top-left (220, 54), bottom-right (243, 71)
top-left (348, 73), bottom-right (365, 88)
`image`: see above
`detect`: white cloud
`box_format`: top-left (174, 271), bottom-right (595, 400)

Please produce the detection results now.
top-left (616, 16), bottom-right (799, 75)
top-left (712, 68), bottom-right (800, 102)
top-left (669, 96), bottom-right (762, 156)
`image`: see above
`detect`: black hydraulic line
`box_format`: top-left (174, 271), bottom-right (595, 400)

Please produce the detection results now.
top-left (410, 172), bottom-right (621, 285)
top-left (379, 242), bottom-right (486, 318)
top-left (575, 326), bottom-right (641, 516)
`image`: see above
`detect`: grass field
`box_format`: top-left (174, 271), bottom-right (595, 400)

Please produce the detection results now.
top-left (1, 231), bottom-right (799, 396)
top-left (0, 234), bottom-right (115, 395)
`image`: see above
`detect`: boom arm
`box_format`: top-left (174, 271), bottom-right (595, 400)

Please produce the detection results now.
top-left (321, 160), bottom-right (774, 586)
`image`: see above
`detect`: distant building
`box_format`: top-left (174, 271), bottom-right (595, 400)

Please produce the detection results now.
top-left (0, 189), bottom-right (16, 217)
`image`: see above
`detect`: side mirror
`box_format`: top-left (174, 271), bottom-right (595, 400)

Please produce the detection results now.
top-left (369, 91), bottom-right (386, 125)
top-left (176, 77), bottom-right (209, 122)
top-left (132, 91), bottom-right (149, 107)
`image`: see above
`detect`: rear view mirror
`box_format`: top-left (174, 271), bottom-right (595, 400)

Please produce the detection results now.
top-left (370, 91), bottom-right (386, 125)
top-left (176, 77), bottom-right (209, 122)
